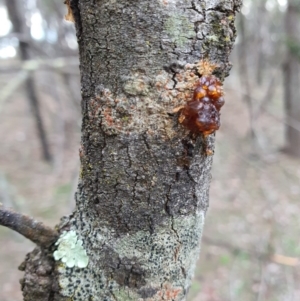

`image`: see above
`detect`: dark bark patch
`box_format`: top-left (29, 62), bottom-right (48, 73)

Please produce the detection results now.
top-left (102, 246), bottom-right (147, 289)
top-left (138, 286), bottom-right (159, 298)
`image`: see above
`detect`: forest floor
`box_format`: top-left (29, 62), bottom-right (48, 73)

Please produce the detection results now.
top-left (0, 65), bottom-right (300, 301)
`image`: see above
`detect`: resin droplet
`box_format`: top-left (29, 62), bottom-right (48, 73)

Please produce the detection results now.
top-left (180, 74), bottom-right (224, 136)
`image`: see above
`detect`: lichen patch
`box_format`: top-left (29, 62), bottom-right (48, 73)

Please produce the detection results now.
top-left (53, 231), bottom-right (89, 268)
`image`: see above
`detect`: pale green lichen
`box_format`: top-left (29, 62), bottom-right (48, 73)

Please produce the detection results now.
top-left (53, 230), bottom-right (89, 268)
top-left (206, 35), bottom-right (219, 42)
top-left (164, 14), bottom-right (194, 47)
top-left (112, 210), bottom-right (205, 293)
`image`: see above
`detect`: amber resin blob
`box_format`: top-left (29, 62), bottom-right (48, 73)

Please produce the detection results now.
top-left (178, 60), bottom-right (225, 136)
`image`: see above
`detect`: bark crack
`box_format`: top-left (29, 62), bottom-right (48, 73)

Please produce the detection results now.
top-left (142, 133), bottom-right (159, 166)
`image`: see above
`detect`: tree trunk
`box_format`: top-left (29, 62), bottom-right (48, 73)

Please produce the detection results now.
top-left (283, 0), bottom-right (300, 157)
top-left (15, 0), bottom-right (241, 300)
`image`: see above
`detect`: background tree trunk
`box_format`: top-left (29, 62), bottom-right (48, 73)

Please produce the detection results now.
top-left (283, 0), bottom-right (300, 157)
top-left (17, 0), bottom-right (242, 300)
top-left (5, 0), bottom-right (52, 162)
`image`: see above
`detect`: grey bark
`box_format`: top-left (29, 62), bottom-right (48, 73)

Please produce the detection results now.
top-left (283, 1), bottom-right (300, 157)
top-left (17, 0), bottom-right (241, 300)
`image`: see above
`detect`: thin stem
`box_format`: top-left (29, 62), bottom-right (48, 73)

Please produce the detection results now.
top-left (0, 204), bottom-right (58, 247)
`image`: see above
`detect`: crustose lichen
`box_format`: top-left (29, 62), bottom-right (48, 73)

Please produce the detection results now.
top-left (53, 230), bottom-right (89, 268)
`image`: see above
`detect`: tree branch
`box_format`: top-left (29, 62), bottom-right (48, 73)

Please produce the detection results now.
top-left (0, 203), bottom-right (58, 247)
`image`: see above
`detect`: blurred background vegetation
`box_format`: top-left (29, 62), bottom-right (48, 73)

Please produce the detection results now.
top-left (0, 0), bottom-right (299, 300)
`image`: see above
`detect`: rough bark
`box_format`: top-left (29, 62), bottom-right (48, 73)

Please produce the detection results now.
top-left (283, 0), bottom-right (300, 157)
top-left (16, 0), bottom-right (242, 300)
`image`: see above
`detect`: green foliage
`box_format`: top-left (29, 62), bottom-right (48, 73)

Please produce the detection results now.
top-left (53, 230), bottom-right (89, 268)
